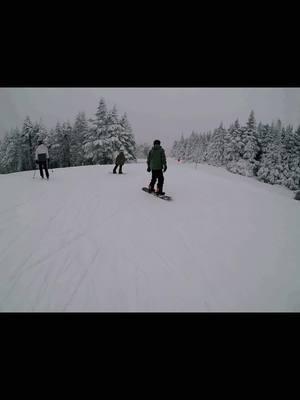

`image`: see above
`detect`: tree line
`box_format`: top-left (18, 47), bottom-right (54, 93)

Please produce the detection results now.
top-left (0, 98), bottom-right (137, 173)
top-left (171, 111), bottom-right (300, 190)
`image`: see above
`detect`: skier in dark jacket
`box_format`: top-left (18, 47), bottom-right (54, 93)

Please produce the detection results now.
top-left (113, 149), bottom-right (126, 174)
top-left (147, 139), bottom-right (167, 195)
top-left (35, 139), bottom-right (50, 179)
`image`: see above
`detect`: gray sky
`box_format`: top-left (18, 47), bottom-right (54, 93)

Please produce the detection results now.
top-left (1, 88), bottom-right (300, 150)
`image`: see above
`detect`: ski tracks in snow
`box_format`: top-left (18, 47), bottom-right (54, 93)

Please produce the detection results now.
top-left (2, 162), bottom-right (300, 311)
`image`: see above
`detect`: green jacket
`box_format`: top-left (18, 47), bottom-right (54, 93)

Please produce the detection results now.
top-left (116, 152), bottom-right (126, 165)
top-left (147, 144), bottom-right (167, 170)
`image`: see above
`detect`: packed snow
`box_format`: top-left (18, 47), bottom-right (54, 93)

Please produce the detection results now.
top-left (0, 159), bottom-right (300, 312)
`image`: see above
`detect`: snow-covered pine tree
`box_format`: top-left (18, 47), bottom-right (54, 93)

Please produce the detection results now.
top-left (0, 128), bottom-right (22, 173)
top-left (176, 135), bottom-right (187, 161)
top-left (202, 132), bottom-right (212, 162)
top-left (242, 110), bottom-right (260, 175)
top-left (224, 119), bottom-right (242, 175)
top-left (258, 123), bottom-right (273, 163)
top-left (46, 128), bottom-right (59, 168)
top-left (226, 112), bottom-right (259, 177)
top-left (13, 127), bottom-right (23, 172)
top-left (49, 122), bottom-right (65, 168)
top-left (60, 122), bottom-right (72, 167)
top-left (256, 121), bottom-right (263, 162)
top-left (283, 125), bottom-right (300, 189)
top-left (119, 112), bottom-right (136, 162)
top-left (257, 120), bottom-right (286, 185)
top-left (0, 133), bottom-right (11, 173)
top-left (194, 133), bottom-right (203, 165)
top-left (21, 116), bottom-right (38, 170)
top-left (206, 123), bottom-right (226, 166)
top-left (102, 105), bottom-right (120, 164)
top-left (0, 137), bottom-right (4, 173)
top-left (224, 119), bottom-right (240, 162)
top-left (185, 131), bottom-right (198, 163)
top-left (170, 139), bottom-right (179, 159)
top-left (71, 112), bottom-right (88, 166)
top-left (84, 98), bottom-right (108, 164)
top-left (184, 134), bottom-right (192, 162)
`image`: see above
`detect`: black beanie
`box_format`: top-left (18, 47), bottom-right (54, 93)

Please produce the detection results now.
top-left (154, 140), bottom-right (161, 145)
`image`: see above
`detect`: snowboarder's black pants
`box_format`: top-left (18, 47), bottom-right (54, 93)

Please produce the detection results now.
top-left (149, 170), bottom-right (164, 191)
top-left (113, 164), bottom-right (123, 174)
top-left (38, 161), bottom-right (49, 179)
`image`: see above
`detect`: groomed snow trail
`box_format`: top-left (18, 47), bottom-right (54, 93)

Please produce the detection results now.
top-left (0, 160), bottom-right (300, 312)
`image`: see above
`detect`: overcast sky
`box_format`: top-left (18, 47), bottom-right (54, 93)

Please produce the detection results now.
top-left (1, 88), bottom-right (300, 149)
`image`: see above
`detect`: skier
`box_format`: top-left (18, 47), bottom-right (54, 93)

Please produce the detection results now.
top-left (147, 139), bottom-right (167, 195)
top-left (113, 148), bottom-right (126, 174)
top-left (35, 139), bottom-right (50, 180)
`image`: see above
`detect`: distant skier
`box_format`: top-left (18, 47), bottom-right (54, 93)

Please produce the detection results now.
top-left (113, 148), bottom-right (126, 174)
top-left (147, 139), bottom-right (167, 195)
top-left (35, 139), bottom-right (50, 180)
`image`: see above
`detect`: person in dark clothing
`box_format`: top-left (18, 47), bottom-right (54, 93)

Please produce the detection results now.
top-left (147, 139), bottom-right (167, 195)
top-left (113, 149), bottom-right (126, 174)
top-left (35, 139), bottom-right (50, 179)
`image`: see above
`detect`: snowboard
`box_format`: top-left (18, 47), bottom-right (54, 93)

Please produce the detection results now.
top-left (142, 187), bottom-right (172, 201)
top-left (109, 172), bottom-right (127, 174)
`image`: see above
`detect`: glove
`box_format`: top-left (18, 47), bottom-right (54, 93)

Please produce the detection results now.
top-left (147, 166), bottom-right (151, 172)
top-left (163, 166), bottom-right (167, 172)
top-left (35, 160), bottom-right (39, 164)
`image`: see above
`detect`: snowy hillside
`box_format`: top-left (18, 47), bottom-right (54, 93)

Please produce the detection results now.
top-left (1, 159), bottom-right (300, 312)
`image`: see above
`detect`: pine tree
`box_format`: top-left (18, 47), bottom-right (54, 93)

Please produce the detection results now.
top-left (194, 133), bottom-right (207, 164)
top-left (84, 98), bottom-right (108, 164)
top-left (176, 135), bottom-right (187, 160)
top-left (95, 98), bottom-right (107, 129)
top-left (243, 111), bottom-right (259, 174)
top-left (0, 128), bottom-right (22, 173)
top-left (72, 112), bottom-right (88, 166)
top-left (119, 112), bottom-right (136, 161)
top-left (256, 122), bottom-right (270, 164)
top-left (284, 125), bottom-right (300, 189)
top-left (0, 133), bottom-right (11, 173)
top-left (49, 122), bottom-right (65, 168)
top-left (224, 119), bottom-right (241, 164)
top-left (226, 112), bottom-right (259, 177)
top-left (206, 123), bottom-right (226, 166)
top-left (0, 137), bottom-right (4, 173)
top-left (21, 116), bottom-right (37, 170)
top-left (61, 122), bottom-right (72, 167)
top-left (170, 139), bottom-right (179, 159)
top-left (185, 131), bottom-right (198, 162)
top-left (257, 120), bottom-right (286, 185)
top-left (47, 128), bottom-right (58, 168)
top-left (104, 105), bottom-right (121, 163)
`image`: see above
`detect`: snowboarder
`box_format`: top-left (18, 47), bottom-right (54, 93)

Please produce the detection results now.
top-left (147, 139), bottom-right (167, 195)
top-left (35, 139), bottom-right (50, 180)
top-left (113, 148), bottom-right (126, 174)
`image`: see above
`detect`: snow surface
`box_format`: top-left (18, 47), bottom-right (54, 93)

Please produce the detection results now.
top-left (1, 159), bottom-right (300, 312)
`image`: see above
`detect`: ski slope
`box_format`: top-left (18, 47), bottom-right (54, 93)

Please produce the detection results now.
top-left (1, 159), bottom-right (300, 312)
